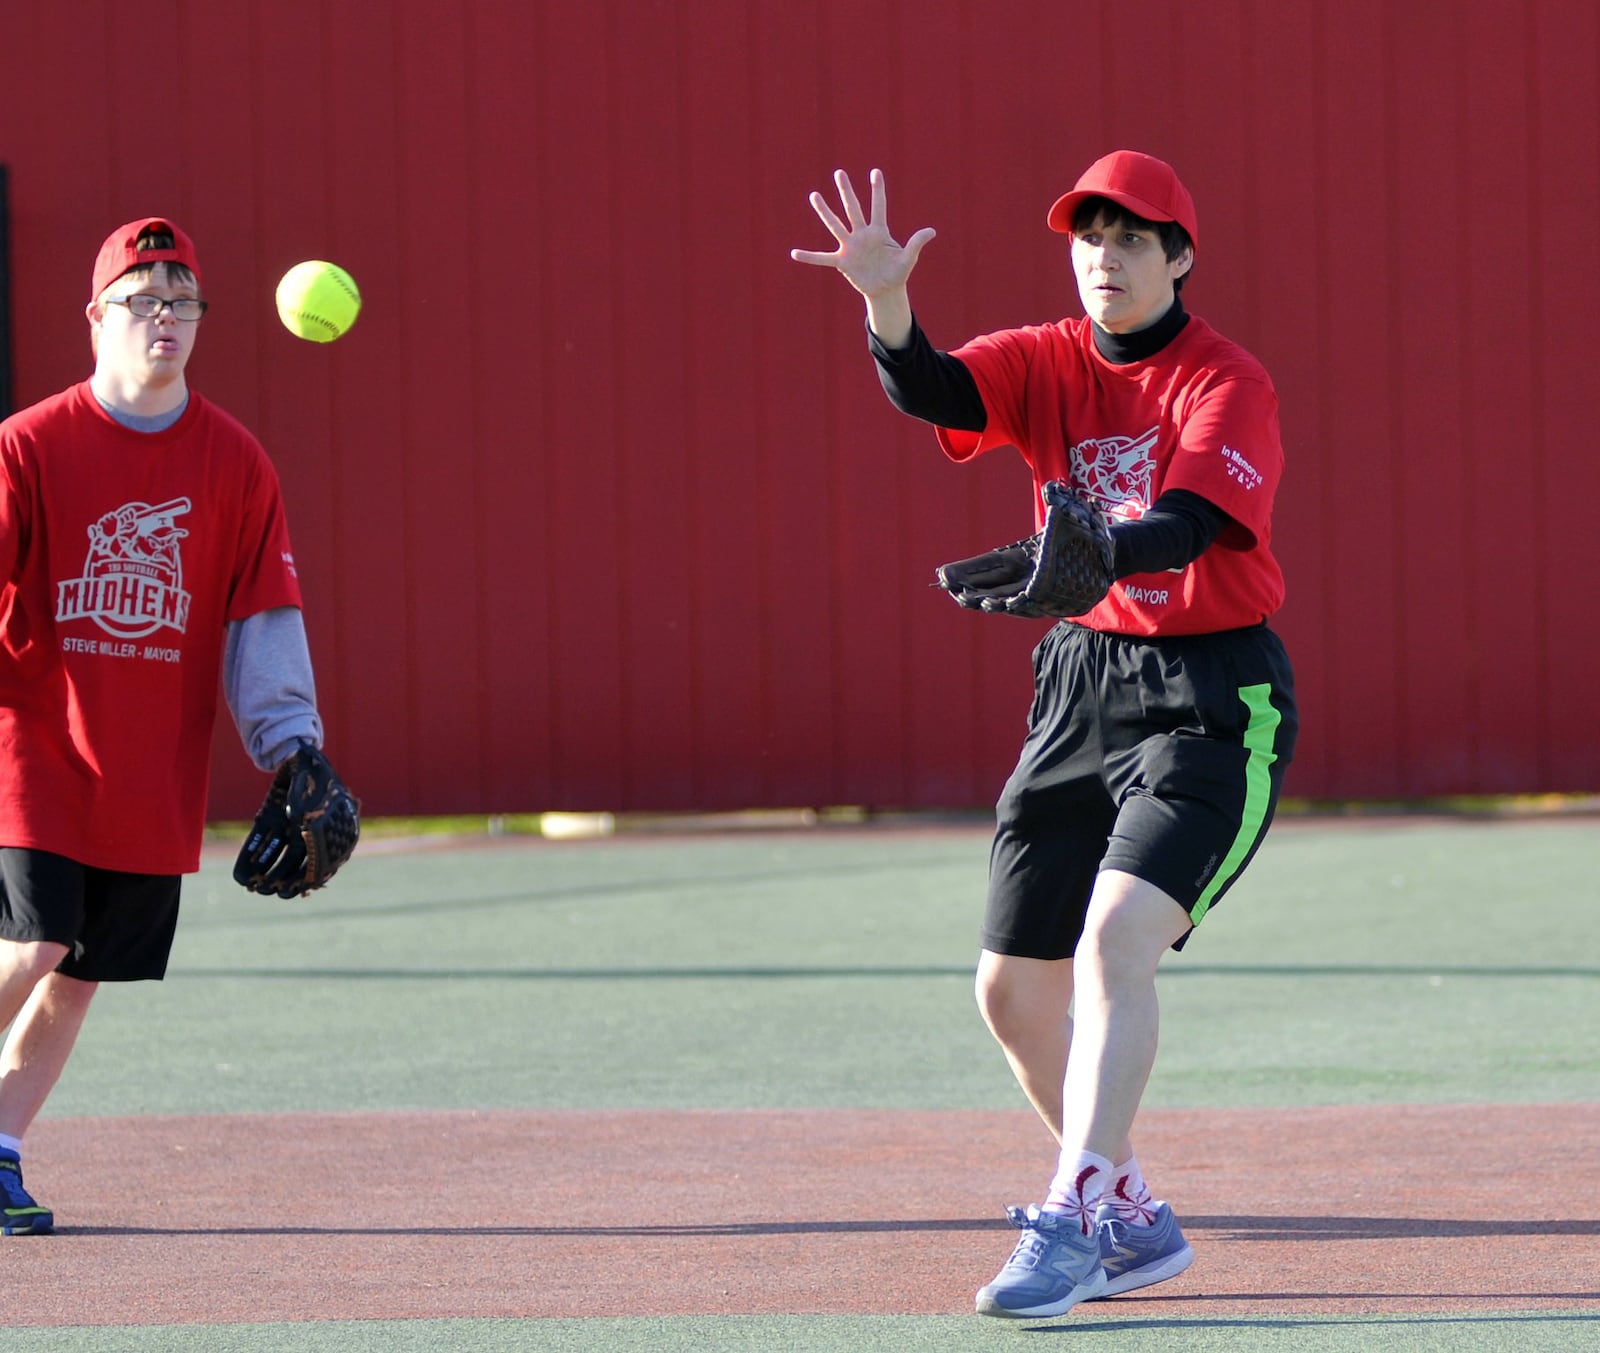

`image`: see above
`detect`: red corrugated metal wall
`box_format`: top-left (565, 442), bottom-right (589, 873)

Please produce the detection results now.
top-left (1, 0), bottom-right (1596, 817)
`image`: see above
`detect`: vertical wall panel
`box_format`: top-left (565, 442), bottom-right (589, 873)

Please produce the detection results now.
top-left (1531, 1), bottom-right (1600, 792)
top-left (1311, 0), bottom-right (1408, 798)
top-left (391, 8), bottom-right (486, 811)
top-left (682, 3), bottom-right (772, 807)
top-left (534, 4), bottom-right (629, 810)
top-left (1, 0), bottom-right (1596, 817)
top-left (463, 3), bottom-right (558, 813)
top-left (1390, 8), bottom-right (1475, 793)
top-left (1460, 1), bottom-right (1543, 791)
top-left (752, 0), bottom-right (850, 808)
top-left (610, 3), bottom-right (697, 807)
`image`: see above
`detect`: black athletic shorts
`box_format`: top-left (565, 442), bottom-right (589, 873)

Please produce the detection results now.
top-left (983, 621), bottom-right (1297, 959)
top-left (0, 847), bottom-right (182, 982)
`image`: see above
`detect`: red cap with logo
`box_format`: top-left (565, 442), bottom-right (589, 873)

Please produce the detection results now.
top-left (90, 217), bottom-right (203, 300)
top-left (1047, 151), bottom-right (1199, 252)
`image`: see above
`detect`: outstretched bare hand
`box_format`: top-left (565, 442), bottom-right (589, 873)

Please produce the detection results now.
top-left (790, 168), bottom-right (936, 300)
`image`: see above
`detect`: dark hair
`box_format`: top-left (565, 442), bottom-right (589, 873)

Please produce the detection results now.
top-left (1070, 196), bottom-right (1194, 291)
top-left (123, 226), bottom-right (197, 289)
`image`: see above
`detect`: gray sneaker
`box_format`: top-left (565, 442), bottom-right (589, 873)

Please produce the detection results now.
top-left (975, 1204), bottom-right (1107, 1318)
top-left (1095, 1200), bottom-right (1194, 1296)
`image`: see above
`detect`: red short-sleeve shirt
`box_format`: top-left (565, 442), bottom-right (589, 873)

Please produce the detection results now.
top-left (936, 314), bottom-right (1285, 636)
top-left (0, 383), bottom-right (303, 873)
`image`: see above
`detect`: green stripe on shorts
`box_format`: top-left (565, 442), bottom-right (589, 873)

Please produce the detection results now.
top-left (1190, 682), bottom-right (1283, 925)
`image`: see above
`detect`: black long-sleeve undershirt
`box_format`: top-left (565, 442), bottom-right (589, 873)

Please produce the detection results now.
top-left (868, 313), bottom-right (1230, 577)
top-left (869, 316), bottom-right (988, 429)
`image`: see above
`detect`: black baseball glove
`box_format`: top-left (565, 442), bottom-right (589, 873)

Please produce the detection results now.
top-left (234, 743), bottom-right (361, 898)
top-left (934, 480), bottom-right (1115, 619)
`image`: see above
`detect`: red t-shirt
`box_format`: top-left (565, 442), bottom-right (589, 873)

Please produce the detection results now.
top-left (0, 382), bottom-right (303, 873)
top-left (936, 314), bottom-right (1285, 636)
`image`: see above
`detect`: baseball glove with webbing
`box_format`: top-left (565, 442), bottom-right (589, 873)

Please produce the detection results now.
top-left (934, 480), bottom-right (1115, 618)
top-left (234, 743), bottom-right (361, 898)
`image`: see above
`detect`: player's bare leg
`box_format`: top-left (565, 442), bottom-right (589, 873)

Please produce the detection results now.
top-left (0, 940), bottom-right (70, 1034)
top-left (978, 875), bottom-right (1205, 1314)
top-left (0, 959), bottom-right (85, 1235)
top-left (1058, 871), bottom-right (1190, 1161)
top-left (0, 971), bottom-right (98, 1139)
top-left (1015, 870), bottom-right (1196, 1299)
top-left (975, 951), bottom-right (1078, 1143)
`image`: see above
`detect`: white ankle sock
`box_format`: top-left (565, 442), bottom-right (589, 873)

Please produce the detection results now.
top-left (1041, 1149), bottom-right (1113, 1234)
top-left (1104, 1155), bottom-right (1158, 1225)
top-left (0, 1132), bottom-right (22, 1154)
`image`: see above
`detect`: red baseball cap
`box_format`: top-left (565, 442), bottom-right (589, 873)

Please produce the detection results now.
top-left (1047, 150), bottom-right (1199, 252)
top-left (90, 217), bottom-right (203, 300)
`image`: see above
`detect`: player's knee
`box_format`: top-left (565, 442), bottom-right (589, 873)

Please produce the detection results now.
top-left (974, 953), bottom-right (1067, 1045)
top-left (1079, 881), bottom-right (1188, 989)
top-left (1075, 917), bottom-right (1145, 993)
top-left (973, 963), bottom-right (1015, 1039)
top-left (41, 968), bottom-right (99, 1008)
top-left (1, 939), bottom-right (71, 985)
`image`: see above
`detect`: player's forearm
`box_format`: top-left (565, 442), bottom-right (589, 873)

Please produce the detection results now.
top-left (864, 287), bottom-right (915, 349)
top-left (1109, 490), bottom-right (1229, 577)
top-left (224, 607), bottom-right (324, 770)
top-left (868, 316), bottom-right (987, 431)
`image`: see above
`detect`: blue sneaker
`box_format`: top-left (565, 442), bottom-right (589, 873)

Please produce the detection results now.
top-left (1, 1147), bottom-right (53, 1235)
top-left (975, 1204), bottom-right (1107, 1318)
top-left (1095, 1200), bottom-right (1193, 1296)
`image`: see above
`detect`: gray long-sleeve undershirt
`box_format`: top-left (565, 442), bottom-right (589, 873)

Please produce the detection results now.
top-left (224, 607), bottom-right (323, 770)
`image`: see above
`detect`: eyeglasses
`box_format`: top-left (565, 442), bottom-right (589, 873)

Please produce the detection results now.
top-left (102, 294), bottom-right (209, 321)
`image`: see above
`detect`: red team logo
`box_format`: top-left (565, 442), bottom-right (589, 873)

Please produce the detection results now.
top-left (56, 498), bottom-right (194, 640)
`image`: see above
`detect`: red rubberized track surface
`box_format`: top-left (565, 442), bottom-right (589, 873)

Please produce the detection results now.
top-left (9, 1103), bottom-right (1597, 1324)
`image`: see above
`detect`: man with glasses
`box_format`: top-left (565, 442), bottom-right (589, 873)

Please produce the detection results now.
top-left (0, 219), bottom-right (334, 1234)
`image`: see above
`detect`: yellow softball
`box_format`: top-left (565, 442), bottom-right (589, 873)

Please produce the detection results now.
top-left (275, 260), bottom-right (361, 342)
